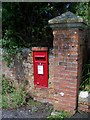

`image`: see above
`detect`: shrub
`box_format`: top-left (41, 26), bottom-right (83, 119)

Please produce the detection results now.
top-left (80, 63), bottom-right (90, 92)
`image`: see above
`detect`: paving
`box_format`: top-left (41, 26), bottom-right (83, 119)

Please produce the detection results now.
top-left (1, 103), bottom-right (53, 119)
top-left (71, 111), bottom-right (89, 119)
top-left (0, 105), bottom-right (89, 119)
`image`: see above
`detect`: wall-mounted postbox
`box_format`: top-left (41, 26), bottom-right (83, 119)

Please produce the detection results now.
top-left (32, 47), bottom-right (48, 88)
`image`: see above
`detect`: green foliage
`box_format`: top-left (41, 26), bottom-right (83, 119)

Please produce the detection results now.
top-left (48, 110), bottom-right (70, 120)
top-left (76, 2), bottom-right (90, 25)
top-left (2, 2), bottom-right (54, 48)
top-left (2, 30), bottom-right (18, 48)
top-left (2, 76), bottom-right (15, 95)
top-left (27, 99), bottom-right (42, 107)
top-left (2, 77), bottom-right (27, 109)
top-left (2, 89), bottom-right (26, 109)
top-left (2, 29), bottom-right (19, 67)
top-left (2, 47), bottom-right (18, 67)
top-left (80, 63), bottom-right (90, 92)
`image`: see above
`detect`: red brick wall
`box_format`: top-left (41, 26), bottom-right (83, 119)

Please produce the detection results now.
top-left (78, 100), bottom-right (90, 112)
top-left (32, 28), bottom-right (85, 114)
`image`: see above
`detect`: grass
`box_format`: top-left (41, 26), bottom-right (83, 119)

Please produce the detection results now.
top-left (48, 110), bottom-right (70, 120)
top-left (2, 89), bottom-right (26, 109)
top-left (26, 99), bottom-right (42, 107)
top-left (1, 76), bottom-right (27, 109)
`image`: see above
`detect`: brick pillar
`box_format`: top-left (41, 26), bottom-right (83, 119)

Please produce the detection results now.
top-left (48, 11), bottom-right (87, 113)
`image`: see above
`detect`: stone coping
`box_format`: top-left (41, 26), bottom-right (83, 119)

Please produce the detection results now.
top-left (32, 47), bottom-right (48, 51)
top-left (48, 11), bottom-right (87, 25)
top-left (49, 22), bottom-right (87, 30)
top-left (48, 11), bottom-right (87, 29)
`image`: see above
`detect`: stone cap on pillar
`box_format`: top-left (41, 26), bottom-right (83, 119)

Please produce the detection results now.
top-left (48, 11), bottom-right (87, 29)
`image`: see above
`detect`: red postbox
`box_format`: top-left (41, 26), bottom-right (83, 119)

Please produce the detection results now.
top-left (32, 47), bottom-right (48, 88)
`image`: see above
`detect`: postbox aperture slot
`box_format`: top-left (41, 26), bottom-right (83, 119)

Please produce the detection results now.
top-left (35, 55), bottom-right (46, 61)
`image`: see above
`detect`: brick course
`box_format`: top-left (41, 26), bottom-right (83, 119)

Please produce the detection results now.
top-left (78, 93), bottom-right (90, 112)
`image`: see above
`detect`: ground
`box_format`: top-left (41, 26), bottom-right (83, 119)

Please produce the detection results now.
top-left (1, 102), bottom-right (89, 119)
top-left (1, 102), bottom-right (53, 119)
top-left (71, 111), bottom-right (89, 119)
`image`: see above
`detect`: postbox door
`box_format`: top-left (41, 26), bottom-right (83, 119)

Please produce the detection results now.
top-left (33, 52), bottom-right (48, 88)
